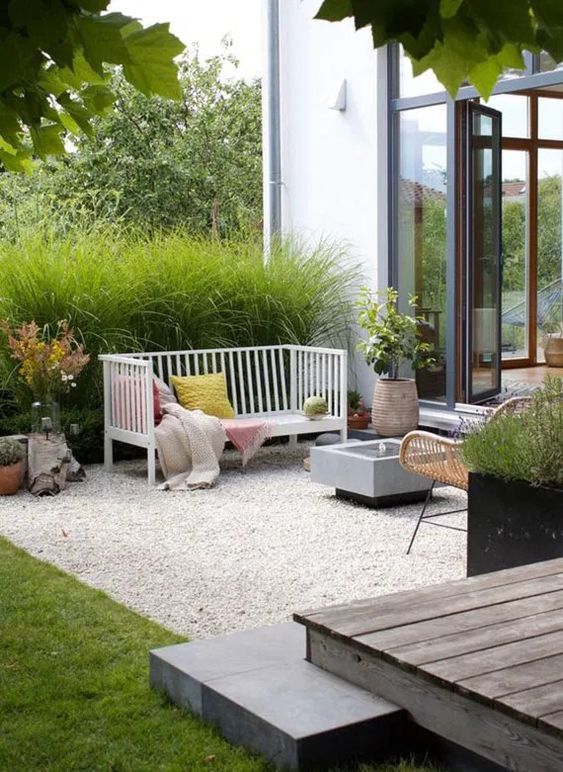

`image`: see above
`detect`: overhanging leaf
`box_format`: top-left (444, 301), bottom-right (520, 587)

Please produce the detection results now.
top-left (532, 1), bottom-right (563, 60)
top-left (9, 0), bottom-right (75, 68)
top-left (314, 0), bottom-right (563, 97)
top-left (122, 24), bottom-right (184, 100)
top-left (440, 0), bottom-right (464, 19)
top-left (81, 84), bottom-right (115, 114)
top-left (0, 148), bottom-right (34, 173)
top-left (67, 0), bottom-right (110, 10)
top-left (77, 13), bottom-right (139, 71)
top-left (0, 2), bottom-right (184, 170)
top-left (315, 0), bottom-right (353, 22)
top-left (30, 123), bottom-right (65, 158)
top-left (57, 93), bottom-right (94, 134)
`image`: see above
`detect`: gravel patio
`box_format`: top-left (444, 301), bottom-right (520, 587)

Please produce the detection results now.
top-left (0, 444), bottom-right (466, 639)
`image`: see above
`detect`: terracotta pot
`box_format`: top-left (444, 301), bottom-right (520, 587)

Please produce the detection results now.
top-left (347, 413), bottom-right (370, 430)
top-left (371, 378), bottom-right (419, 437)
top-left (0, 461), bottom-right (23, 495)
top-left (544, 335), bottom-right (563, 368)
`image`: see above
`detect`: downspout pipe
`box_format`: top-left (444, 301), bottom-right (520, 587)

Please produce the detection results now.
top-left (264, 0), bottom-right (282, 255)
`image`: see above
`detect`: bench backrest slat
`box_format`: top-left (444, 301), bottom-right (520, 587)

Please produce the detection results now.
top-left (101, 345), bottom-right (346, 422)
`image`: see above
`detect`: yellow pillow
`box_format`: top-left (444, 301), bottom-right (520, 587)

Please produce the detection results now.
top-left (171, 373), bottom-right (235, 419)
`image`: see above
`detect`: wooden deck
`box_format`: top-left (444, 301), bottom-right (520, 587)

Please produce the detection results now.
top-left (295, 558), bottom-right (563, 772)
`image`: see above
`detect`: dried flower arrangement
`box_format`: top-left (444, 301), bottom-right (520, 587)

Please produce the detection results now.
top-left (1, 320), bottom-right (90, 402)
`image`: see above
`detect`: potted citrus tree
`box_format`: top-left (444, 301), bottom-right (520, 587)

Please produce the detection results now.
top-left (463, 377), bottom-right (563, 575)
top-left (0, 437), bottom-right (25, 495)
top-left (357, 287), bottom-right (435, 436)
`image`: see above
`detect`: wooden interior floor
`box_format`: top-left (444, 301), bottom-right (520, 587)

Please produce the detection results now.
top-left (503, 365), bottom-right (563, 385)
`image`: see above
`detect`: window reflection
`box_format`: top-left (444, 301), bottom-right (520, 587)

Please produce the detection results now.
top-left (537, 149), bottom-right (563, 362)
top-left (538, 97), bottom-right (563, 141)
top-left (501, 151), bottom-right (529, 360)
top-left (486, 94), bottom-right (529, 138)
top-left (397, 105), bottom-right (448, 401)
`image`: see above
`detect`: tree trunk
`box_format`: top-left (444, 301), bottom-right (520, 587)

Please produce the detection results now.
top-left (28, 435), bottom-right (71, 496)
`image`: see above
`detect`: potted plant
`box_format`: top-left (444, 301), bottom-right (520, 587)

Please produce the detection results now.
top-left (303, 395), bottom-right (328, 420)
top-left (462, 377), bottom-right (563, 576)
top-left (542, 321), bottom-right (563, 367)
top-left (347, 389), bottom-right (369, 430)
top-left (357, 287), bottom-right (435, 436)
top-left (0, 437), bottom-right (25, 495)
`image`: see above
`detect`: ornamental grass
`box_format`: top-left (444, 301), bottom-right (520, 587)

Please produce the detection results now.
top-left (0, 227), bottom-right (360, 410)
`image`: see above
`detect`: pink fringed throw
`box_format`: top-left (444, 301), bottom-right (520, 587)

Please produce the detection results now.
top-left (220, 418), bottom-right (273, 466)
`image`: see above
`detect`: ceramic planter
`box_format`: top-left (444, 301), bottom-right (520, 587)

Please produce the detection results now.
top-left (467, 472), bottom-right (563, 576)
top-left (347, 413), bottom-right (370, 430)
top-left (371, 378), bottom-right (419, 437)
top-left (544, 335), bottom-right (563, 367)
top-left (0, 461), bottom-right (23, 495)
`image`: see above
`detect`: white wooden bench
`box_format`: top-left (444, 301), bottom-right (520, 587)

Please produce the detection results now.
top-left (99, 345), bottom-right (347, 484)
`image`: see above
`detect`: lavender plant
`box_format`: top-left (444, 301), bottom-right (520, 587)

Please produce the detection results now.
top-left (462, 377), bottom-right (563, 488)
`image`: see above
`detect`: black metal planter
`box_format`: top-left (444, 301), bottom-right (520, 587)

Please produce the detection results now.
top-left (467, 472), bottom-right (563, 577)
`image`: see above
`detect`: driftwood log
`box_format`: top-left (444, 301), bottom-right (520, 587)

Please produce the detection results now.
top-left (27, 435), bottom-right (74, 496)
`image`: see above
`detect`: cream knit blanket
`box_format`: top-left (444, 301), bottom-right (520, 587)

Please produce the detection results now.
top-left (155, 403), bottom-right (226, 490)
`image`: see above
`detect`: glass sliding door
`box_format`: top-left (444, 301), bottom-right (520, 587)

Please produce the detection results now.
top-left (500, 149), bottom-right (530, 361)
top-left (396, 105), bottom-right (448, 401)
top-left (537, 149), bottom-right (563, 362)
top-left (466, 103), bottom-right (502, 402)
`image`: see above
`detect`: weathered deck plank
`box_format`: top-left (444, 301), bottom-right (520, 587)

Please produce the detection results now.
top-left (307, 628), bottom-right (563, 772)
top-left (358, 589), bottom-right (563, 652)
top-left (297, 558), bottom-right (563, 626)
top-left (385, 604), bottom-right (563, 664)
top-left (500, 680), bottom-right (563, 720)
top-left (295, 558), bottom-right (563, 771)
top-left (422, 629), bottom-right (563, 682)
top-left (458, 653), bottom-right (563, 701)
top-left (300, 572), bottom-right (563, 638)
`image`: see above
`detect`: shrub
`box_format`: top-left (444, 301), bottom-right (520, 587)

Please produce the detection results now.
top-left (0, 229), bottom-right (360, 457)
top-left (0, 437), bottom-right (24, 466)
top-left (462, 377), bottom-right (563, 488)
top-left (0, 229), bottom-right (360, 408)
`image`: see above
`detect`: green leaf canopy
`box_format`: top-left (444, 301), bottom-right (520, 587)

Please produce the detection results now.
top-left (316, 0), bottom-right (563, 98)
top-left (0, 0), bottom-right (184, 171)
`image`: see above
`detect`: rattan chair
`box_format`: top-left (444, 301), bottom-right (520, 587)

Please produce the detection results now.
top-left (399, 396), bottom-right (532, 554)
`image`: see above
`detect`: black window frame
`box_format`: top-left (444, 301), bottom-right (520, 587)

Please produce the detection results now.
top-left (388, 44), bottom-right (563, 409)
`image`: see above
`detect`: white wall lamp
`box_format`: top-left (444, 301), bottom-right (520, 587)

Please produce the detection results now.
top-left (328, 79), bottom-right (347, 111)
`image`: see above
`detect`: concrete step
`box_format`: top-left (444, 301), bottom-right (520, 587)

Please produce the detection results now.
top-left (150, 622), bottom-right (405, 770)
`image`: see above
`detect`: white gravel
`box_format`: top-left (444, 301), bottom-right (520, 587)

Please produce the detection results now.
top-left (0, 445), bottom-right (466, 639)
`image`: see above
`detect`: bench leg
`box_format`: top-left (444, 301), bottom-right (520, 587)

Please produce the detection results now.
top-left (147, 447), bottom-right (156, 486)
top-left (104, 434), bottom-right (113, 472)
top-left (289, 435), bottom-right (298, 451)
top-left (339, 427), bottom-right (348, 443)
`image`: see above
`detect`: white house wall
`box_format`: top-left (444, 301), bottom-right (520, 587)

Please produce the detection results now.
top-left (268, 0), bottom-right (388, 398)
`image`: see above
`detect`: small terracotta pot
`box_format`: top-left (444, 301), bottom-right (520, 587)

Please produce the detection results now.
top-left (371, 378), bottom-right (419, 437)
top-left (0, 461), bottom-right (23, 495)
top-left (347, 413), bottom-right (370, 430)
top-left (544, 336), bottom-right (563, 368)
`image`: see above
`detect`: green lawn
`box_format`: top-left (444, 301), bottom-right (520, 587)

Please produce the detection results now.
top-left (0, 537), bottom-right (436, 771)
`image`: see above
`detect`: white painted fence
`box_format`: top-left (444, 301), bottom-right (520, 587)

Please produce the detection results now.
top-left (100, 345), bottom-right (347, 484)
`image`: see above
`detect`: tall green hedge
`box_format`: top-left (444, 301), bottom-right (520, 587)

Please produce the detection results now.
top-left (0, 229), bottom-right (360, 456)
